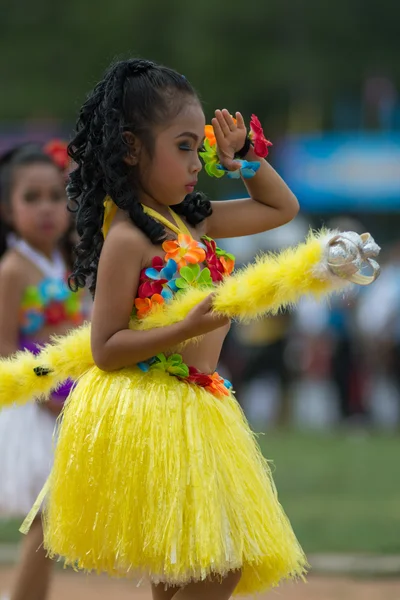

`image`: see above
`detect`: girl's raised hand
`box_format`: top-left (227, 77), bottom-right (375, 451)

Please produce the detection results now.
top-left (212, 109), bottom-right (247, 172)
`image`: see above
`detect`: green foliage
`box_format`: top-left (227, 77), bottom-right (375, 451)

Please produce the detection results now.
top-left (0, 0), bottom-right (398, 124)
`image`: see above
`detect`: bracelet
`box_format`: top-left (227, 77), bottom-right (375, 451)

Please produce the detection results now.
top-left (200, 114), bottom-right (272, 179)
top-left (235, 136), bottom-right (252, 159)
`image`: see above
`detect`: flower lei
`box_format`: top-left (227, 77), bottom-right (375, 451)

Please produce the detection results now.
top-left (199, 114), bottom-right (272, 179)
top-left (20, 278), bottom-right (84, 335)
top-left (133, 234), bottom-right (235, 317)
top-left (137, 353), bottom-right (233, 398)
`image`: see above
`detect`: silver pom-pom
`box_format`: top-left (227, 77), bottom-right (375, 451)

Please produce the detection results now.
top-left (327, 232), bottom-right (381, 285)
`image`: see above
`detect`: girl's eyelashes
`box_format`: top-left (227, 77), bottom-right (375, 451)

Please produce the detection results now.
top-left (178, 141), bottom-right (206, 153)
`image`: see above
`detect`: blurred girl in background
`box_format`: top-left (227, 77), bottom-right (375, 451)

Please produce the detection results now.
top-left (0, 142), bottom-right (87, 600)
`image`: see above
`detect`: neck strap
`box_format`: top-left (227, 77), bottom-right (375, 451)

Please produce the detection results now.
top-left (141, 204), bottom-right (191, 237)
top-left (8, 235), bottom-right (66, 279)
top-left (102, 196), bottom-right (192, 239)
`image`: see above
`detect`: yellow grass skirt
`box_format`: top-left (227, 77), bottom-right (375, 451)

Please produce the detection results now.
top-left (38, 364), bottom-right (307, 595)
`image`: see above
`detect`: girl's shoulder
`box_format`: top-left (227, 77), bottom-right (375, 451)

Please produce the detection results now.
top-left (105, 216), bottom-right (151, 250)
top-left (0, 249), bottom-right (29, 283)
top-left (101, 217), bottom-right (151, 273)
top-left (0, 250), bottom-right (30, 306)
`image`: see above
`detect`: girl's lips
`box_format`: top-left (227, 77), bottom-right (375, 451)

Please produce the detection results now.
top-left (39, 222), bottom-right (56, 232)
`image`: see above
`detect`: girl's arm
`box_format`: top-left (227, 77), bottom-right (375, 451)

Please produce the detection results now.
top-left (91, 224), bottom-right (228, 371)
top-left (0, 256), bottom-right (25, 357)
top-left (205, 110), bottom-right (299, 239)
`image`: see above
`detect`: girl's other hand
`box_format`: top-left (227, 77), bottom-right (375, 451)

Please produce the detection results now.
top-left (183, 293), bottom-right (229, 338)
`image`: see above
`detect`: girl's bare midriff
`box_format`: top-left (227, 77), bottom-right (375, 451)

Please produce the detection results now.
top-left (178, 323), bottom-right (230, 374)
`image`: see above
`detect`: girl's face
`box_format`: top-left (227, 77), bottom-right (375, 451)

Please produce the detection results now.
top-left (8, 162), bottom-right (70, 252)
top-left (138, 100), bottom-right (205, 208)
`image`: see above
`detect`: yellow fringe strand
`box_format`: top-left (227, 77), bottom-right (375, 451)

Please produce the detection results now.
top-left (41, 366), bottom-right (308, 593)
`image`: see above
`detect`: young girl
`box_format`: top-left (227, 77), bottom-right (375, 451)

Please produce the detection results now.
top-left (0, 59), bottom-right (380, 599)
top-left (0, 144), bottom-right (86, 600)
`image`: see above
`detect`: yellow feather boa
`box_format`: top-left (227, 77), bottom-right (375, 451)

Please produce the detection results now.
top-left (0, 228), bottom-right (377, 408)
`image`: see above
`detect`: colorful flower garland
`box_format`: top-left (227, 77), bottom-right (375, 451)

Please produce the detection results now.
top-left (20, 278), bottom-right (84, 335)
top-left (134, 233), bottom-right (235, 318)
top-left (199, 114), bottom-right (272, 179)
top-left (137, 352), bottom-right (233, 398)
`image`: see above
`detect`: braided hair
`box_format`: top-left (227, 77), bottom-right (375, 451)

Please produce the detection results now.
top-left (67, 58), bottom-right (212, 295)
top-left (0, 144), bottom-right (75, 267)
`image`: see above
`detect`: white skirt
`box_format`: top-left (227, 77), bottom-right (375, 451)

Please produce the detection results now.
top-left (0, 402), bottom-right (57, 517)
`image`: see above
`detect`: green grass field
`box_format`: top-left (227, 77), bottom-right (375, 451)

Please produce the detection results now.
top-left (1, 431), bottom-right (399, 554)
top-left (258, 431), bottom-right (400, 554)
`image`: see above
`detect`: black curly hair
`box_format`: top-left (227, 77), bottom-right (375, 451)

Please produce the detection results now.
top-left (67, 58), bottom-right (212, 295)
top-left (0, 144), bottom-right (75, 267)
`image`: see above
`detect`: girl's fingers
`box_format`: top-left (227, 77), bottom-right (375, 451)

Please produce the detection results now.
top-left (235, 111), bottom-right (246, 130)
top-left (211, 117), bottom-right (225, 146)
top-left (214, 109), bottom-right (231, 136)
top-left (222, 108), bottom-right (236, 132)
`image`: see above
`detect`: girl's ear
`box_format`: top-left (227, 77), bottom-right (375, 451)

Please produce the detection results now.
top-left (122, 132), bottom-right (142, 166)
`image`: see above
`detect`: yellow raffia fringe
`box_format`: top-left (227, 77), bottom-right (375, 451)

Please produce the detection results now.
top-left (40, 367), bottom-right (308, 593)
top-left (0, 229), bottom-right (345, 409)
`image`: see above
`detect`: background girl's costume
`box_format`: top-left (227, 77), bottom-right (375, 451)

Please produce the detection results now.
top-left (0, 202), bottom-right (380, 595)
top-left (0, 239), bottom-right (84, 517)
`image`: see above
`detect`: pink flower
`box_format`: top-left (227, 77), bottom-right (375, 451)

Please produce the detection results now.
top-left (44, 301), bottom-right (67, 325)
top-left (250, 115), bottom-right (273, 158)
top-left (138, 257), bottom-right (167, 298)
top-left (187, 366), bottom-right (214, 388)
top-left (203, 237), bottom-right (236, 281)
top-left (44, 140), bottom-right (70, 171)
top-left (203, 238), bottom-right (224, 282)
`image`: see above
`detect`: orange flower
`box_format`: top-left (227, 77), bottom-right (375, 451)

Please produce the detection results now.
top-left (163, 234), bottom-right (206, 269)
top-left (134, 293), bottom-right (164, 319)
top-left (204, 125), bottom-right (216, 146)
top-left (220, 256), bottom-right (235, 275)
top-left (206, 372), bottom-right (230, 397)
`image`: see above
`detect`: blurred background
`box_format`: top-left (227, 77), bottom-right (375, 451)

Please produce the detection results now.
top-left (1, 1), bottom-right (400, 598)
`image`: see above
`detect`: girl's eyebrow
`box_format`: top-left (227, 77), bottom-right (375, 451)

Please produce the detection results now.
top-left (175, 132), bottom-right (205, 143)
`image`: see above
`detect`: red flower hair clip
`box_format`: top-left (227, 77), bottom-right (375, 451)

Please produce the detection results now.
top-left (44, 139), bottom-right (70, 171)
